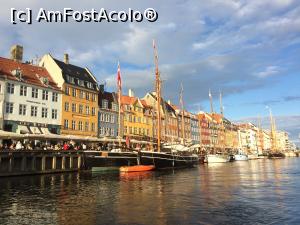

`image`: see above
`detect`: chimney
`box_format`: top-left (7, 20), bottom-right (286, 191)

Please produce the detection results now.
top-left (64, 53), bottom-right (69, 64)
top-left (10, 45), bottom-right (23, 62)
top-left (128, 89), bottom-right (134, 97)
top-left (99, 84), bottom-right (104, 93)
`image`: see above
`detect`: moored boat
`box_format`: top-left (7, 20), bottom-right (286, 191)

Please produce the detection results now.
top-left (206, 154), bottom-right (230, 163)
top-left (120, 165), bottom-right (155, 172)
top-left (234, 153), bottom-right (248, 161)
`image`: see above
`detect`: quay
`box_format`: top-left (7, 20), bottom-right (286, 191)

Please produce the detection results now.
top-left (0, 150), bottom-right (83, 177)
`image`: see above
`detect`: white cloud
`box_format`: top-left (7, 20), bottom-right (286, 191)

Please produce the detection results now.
top-left (255, 66), bottom-right (280, 78)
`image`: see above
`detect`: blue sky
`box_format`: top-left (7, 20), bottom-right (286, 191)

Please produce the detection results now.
top-left (0, 0), bottom-right (299, 123)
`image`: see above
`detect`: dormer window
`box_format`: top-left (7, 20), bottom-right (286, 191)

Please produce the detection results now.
top-left (78, 79), bottom-right (84, 87)
top-left (87, 82), bottom-right (93, 89)
top-left (70, 77), bottom-right (75, 84)
top-left (40, 77), bottom-right (49, 85)
top-left (102, 100), bottom-right (108, 109)
top-left (12, 69), bottom-right (22, 80)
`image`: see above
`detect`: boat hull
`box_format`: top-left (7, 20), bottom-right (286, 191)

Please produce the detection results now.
top-left (84, 151), bottom-right (138, 169)
top-left (120, 165), bottom-right (155, 172)
top-left (206, 154), bottom-right (230, 163)
top-left (140, 151), bottom-right (199, 169)
top-left (234, 154), bottom-right (248, 161)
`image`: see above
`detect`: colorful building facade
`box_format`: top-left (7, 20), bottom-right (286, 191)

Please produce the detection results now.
top-left (0, 50), bottom-right (61, 135)
top-left (40, 54), bottom-right (99, 137)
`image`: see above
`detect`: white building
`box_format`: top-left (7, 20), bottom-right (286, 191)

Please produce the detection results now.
top-left (0, 48), bottom-right (62, 134)
top-left (0, 79), bottom-right (5, 130)
top-left (238, 123), bottom-right (258, 154)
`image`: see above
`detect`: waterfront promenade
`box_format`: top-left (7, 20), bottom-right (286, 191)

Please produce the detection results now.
top-left (1, 158), bottom-right (300, 225)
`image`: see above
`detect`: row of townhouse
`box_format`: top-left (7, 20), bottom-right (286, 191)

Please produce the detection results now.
top-left (0, 45), bottom-right (295, 151)
top-left (0, 45), bottom-right (99, 137)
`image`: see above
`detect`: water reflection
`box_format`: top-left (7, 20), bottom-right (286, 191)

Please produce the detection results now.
top-left (0, 159), bottom-right (300, 225)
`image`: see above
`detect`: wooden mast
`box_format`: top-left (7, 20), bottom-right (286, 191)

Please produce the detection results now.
top-left (153, 40), bottom-right (161, 152)
top-left (117, 62), bottom-right (122, 147)
top-left (180, 83), bottom-right (185, 145)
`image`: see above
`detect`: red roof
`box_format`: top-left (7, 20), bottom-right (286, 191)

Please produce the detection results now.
top-left (0, 57), bottom-right (59, 90)
top-left (121, 95), bottom-right (137, 105)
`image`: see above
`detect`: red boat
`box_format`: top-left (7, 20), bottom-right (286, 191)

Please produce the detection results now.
top-left (119, 165), bottom-right (155, 172)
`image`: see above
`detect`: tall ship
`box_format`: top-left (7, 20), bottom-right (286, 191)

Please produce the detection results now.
top-left (84, 41), bottom-right (198, 170)
top-left (205, 90), bottom-right (230, 163)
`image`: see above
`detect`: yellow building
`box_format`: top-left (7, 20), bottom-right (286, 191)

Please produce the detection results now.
top-left (122, 93), bottom-right (153, 141)
top-left (40, 54), bottom-right (99, 137)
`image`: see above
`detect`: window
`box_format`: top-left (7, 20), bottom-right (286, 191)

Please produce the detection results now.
top-left (41, 108), bottom-right (48, 118)
top-left (86, 106), bottom-right (90, 115)
top-left (85, 122), bottom-right (89, 131)
top-left (52, 92), bottom-right (58, 102)
top-left (19, 104), bottom-right (26, 115)
top-left (91, 123), bottom-right (95, 132)
top-left (31, 106), bottom-right (37, 117)
top-left (20, 85), bottom-right (27, 96)
top-left (92, 94), bottom-right (96, 101)
top-left (78, 121), bottom-right (83, 131)
top-left (87, 82), bottom-right (93, 89)
top-left (105, 114), bottom-right (109, 122)
top-left (42, 90), bottom-right (48, 100)
top-left (134, 127), bottom-right (137, 134)
top-left (92, 107), bottom-right (96, 116)
top-left (72, 120), bottom-right (76, 130)
top-left (100, 113), bottom-right (104, 121)
top-left (124, 126), bottom-right (127, 134)
top-left (72, 103), bottom-right (76, 113)
top-left (32, 88), bottom-right (38, 98)
top-left (5, 102), bottom-right (13, 114)
top-left (78, 80), bottom-right (84, 87)
top-left (111, 129), bottom-right (114, 136)
top-left (72, 88), bottom-right (76, 97)
top-left (52, 109), bottom-right (58, 119)
top-left (111, 115), bottom-right (115, 123)
top-left (102, 100), bottom-right (108, 109)
top-left (79, 104), bottom-right (83, 114)
top-left (64, 119), bottom-right (69, 129)
top-left (79, 90), bottom-right (84, 99)
top-left (7, 83), bottom-right (14, 94)
top-left (65, 102), bottom-right (69, 111)
top-left (65, 86), bottom-right (70, 95)
top-left (112, 103), bottom-right (117, 111)
top-left (86, 92), bottom-right (90, 100)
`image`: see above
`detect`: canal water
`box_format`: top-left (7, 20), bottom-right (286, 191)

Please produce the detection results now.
top-left (1, 158), bottom-right (300, 225)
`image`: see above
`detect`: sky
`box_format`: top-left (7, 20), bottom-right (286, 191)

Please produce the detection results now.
top-left (0, 0), bottom-right (299, 143)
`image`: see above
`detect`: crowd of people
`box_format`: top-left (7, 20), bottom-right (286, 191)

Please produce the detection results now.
top-left (0, 139), bottom-right (150, 152)
top-left (0, 140), bottom-right (99, 151)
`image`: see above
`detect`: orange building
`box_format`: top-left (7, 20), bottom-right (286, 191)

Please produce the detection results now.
top-left (40, 54), bottom-right (99, 137)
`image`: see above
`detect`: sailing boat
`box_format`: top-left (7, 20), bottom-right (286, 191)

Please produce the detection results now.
top-left (140, 40), bottom-right (199, 169)
top-left (206, 90), bottom-right (230, 163)
top-left (267, 108), bottom-right (285, 159)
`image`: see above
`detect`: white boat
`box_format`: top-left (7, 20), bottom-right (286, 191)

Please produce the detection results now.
top-left (206, 154), bottom-right (230, 163)
top-left (234, 154), bottom-right (248, 161)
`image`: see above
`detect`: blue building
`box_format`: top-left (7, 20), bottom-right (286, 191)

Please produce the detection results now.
top-left (98, 88), bottom-right (120, 138)
top-left (190, 114), bottom-right (200, 145)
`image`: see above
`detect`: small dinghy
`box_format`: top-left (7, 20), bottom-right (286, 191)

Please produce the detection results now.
top-left (120, 165), bottom-right (155, 172)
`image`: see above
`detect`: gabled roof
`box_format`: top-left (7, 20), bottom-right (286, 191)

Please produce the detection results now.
top-left (98, 91), bottom-right (118, 108)
top-left (121, 95), bottom-right (137, 105)
top-left (53, 58), bottom-right (98, 91)
top-left (0, 57), bottom-right (59, 90)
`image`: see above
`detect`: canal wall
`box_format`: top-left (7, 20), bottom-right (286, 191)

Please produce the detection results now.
top-left (0, 150), bottom-right (84, 177)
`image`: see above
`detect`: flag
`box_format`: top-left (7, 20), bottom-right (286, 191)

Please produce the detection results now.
top-left (180, 83), bottom-right (184, 105)
top-left (117, 62), bottom-right (122, 90)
